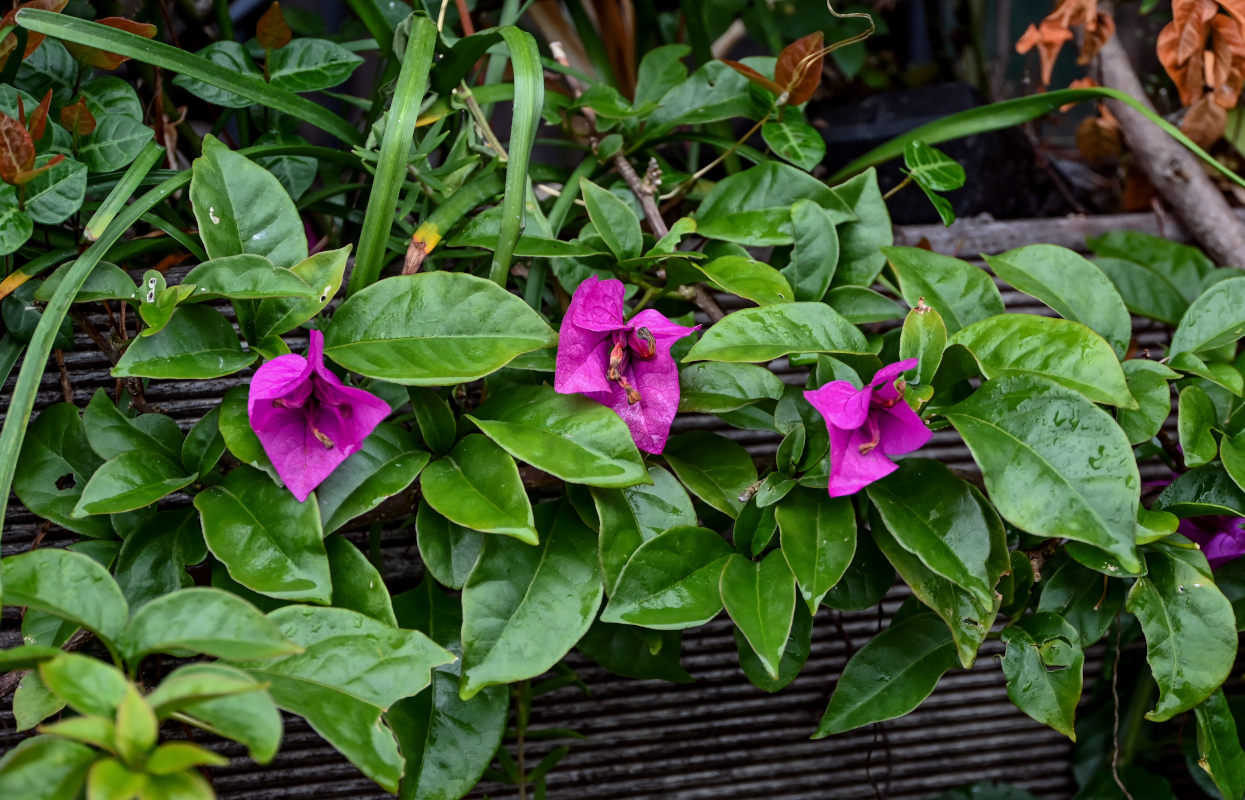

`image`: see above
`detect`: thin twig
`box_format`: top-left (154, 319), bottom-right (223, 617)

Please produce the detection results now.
top-left (54, 349), bottom-right (73, 403)
top-left (1110, 617), bottom-right (1136, 800)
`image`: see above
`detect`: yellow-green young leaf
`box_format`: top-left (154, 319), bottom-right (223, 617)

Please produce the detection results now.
top-left (814, 612), bottom-right (958, 737)
top-left (942, 375), bottom-right (1143, 574)
top-left (0, 736), bottom-right (95, 800)
top-left (38, 714), bottom-right (116, 751)
top-left (719, 552), bottom-right (796, 680)
top-left (1127, 543), bottom-right (1236, 722)
top-left (148, 665), bottom-right (282, 764)
top-left (38, 654), bottom-right (128, 719)
top-left (86, 758), bottom-right (142, 800)
top-left (899, 303), bottom-right (947, 385)
top-left (949, 314), bottom-right (1135, 408)
top-left (252, 246), bottom-right (350, 341)
top-left (144, 742), bottom-right (228, 776)
top-left (114, 686), bottom-right (157, 767)
top-left (999, 613), bottom-right (1083, 740)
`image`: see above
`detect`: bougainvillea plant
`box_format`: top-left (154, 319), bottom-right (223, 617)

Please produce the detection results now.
top-left (1, 2), bottom-right (1245, 800)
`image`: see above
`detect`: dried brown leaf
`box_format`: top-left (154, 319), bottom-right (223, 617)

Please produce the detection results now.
top-left (257, 2), bottom-right (292, 51)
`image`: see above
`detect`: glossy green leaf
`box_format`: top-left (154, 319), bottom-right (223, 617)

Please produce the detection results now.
top-left (182, 406), bottom-right (225, 478)
top-left (576, 621), bottom-right (692, 683)
top-left (735, 599), bottom-right (811, 692)
top-left (1094, 256), bottom-right (1190, 327)
top-left (867, 459), bottom-right (1006, 611)
top-left (420, 434), bottom-right (536, 544)
top-left (694, 255), bottom-right (793, 305)
top-left (762, 119), bottom-right (825, 170)
top-left (684, 302), bottom-right (867, 363)
top-left (697, 209), bottom-right (796, 247)
top-left (326, 536), bottom-right (397, 626)
top-left (814, 612), bottom-right (958, 736)
top-left (783, 199), bottom-right (839, 301)
top-left (1117, 360), bottom-right (1178, 445)
top-left (316, 422), bottom-right (429, 533)
top-left (0, 736), bottom-right (95, 800)
top-left (903, 139), bottom-right (965, 191)
top-left (195, 466), bottom-right (330, 603)
top-left (1000, 613), bottom-right (1083, 739)
top-left (1036, 559), bottom-right (1124, 646)
top-left (696, 161), bottom-right (853, 225)
top-left (83, 390), bottom-right (181, 462)
top-left (883, 246), bottom-right (1004, 334)
top-left (152, 664), bottom-right (282, 763)
top-left (720, 552), bottom-right (796, 680)
top-left (172, 41), bottom-right (261, 108)
top-left (950, 314), bottom-right (1134, 408)
top-left (460, 502), bottom-right (601, 698)
top-left (1088, 230), bottom-right (1219, 307)
top-left (38, 653), bottom-right (128, 717)
top-left (72, 451), bottom-right (194, 517)
top-left (269, 37), bottom-right (363, 92)
top-left (467, 384), bottom-right (648, 488)
top-left (581, 179), bottom-right (642, 261)
top-left (774, 486), bottom-right (855, 614)
top-left (13, 672), bottom-right (64, 732)
top-left (24, 155), bottom-right (85, 225)
top-left (985, 245), bottom-right (1131, 359)
top-left (114, 685), bottom-right (158, 765)
top-left (662, 430), bottom-right (757, 517)
top-left (145, 663), bottom-right (267, 718)
top-left (0, 184), bottom-right (32, 255)
top-left (325, 272), bottom-right (557, 385)
top-left (113, 304), bottom-right (256, 379)
top-left (408, 388), bottom-right (457, 455)
top-left (120, 587), bottom-right (299, 665)
top-left (645, 61), bottom-right (759, 134)
top-left (899, 305), bottom-right (947, 385)
top-left (601, 526), bottom-right (732, 629)
top-left (1172, 277), bottom-right (1245, 356)
top-left (829, 168), bottom-right (891, 287)
top-left (183, 254), bottom-right (317, 301)
top-left (678, 362), bottom-right (785, 413)
top-left (1194, 689), bottom-right (1245, 800)
top-left (252, 246), bottom-right (350, 340)
top-left (1127, 543), bottom-right (1236, 721)
top-left (78, 115), bottom-right (153, 172)
top-left (823, 527), bottom-right (895, 611)
top-left (12, 403), bottom-right (112, 538)
top-left (416, 502), bottom-right (484, 591)
top-left (35, 261), bottom-right (136, 304)
top-left (942, 375), bottom-right (1142, 573)
top-left (1, 548), bottom-right (127, 645)
top-left (1179, 384), bottom-right (1219, 469)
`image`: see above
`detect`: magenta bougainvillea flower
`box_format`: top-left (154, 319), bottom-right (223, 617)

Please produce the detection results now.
top-left (1178, 516), bottom-right (1245, 569)
top-left (804, 359), bottom-right (932, 497)
top-left (248, 329), bottom-right (391, 502)
top-left (555, 276), bottom-right (698, 454)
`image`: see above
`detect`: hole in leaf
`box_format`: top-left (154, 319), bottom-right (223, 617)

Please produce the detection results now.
top-left (55, 473), bottom-right (76, 490)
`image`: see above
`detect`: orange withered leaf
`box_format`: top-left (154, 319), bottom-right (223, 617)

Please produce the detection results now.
top-left (257, 2), bottom-right (292, 51)
top-left (1015, 19), bottom-right (1074, 87)
top-left (25, 89), bottom-right (53, 144)
top-left (774, 31), bottom-right (824, 105)
top-left (64, 17), bottom-right (157, 70)
top-left (1181, 92), bottom-right (1229, 145)
top-left (0, 113), bottom-right (35, 184)
top-left (1076, 106), bottom-right (1121, 163)
top-left (721, 59), bottom-right (784, 96)
top-left (1157, 0), bottom-right (1218, 106)
top-left (0, 0), bottom-right (68, 69)
top-left (1079, 12), bottom-right (1115, 64)
top-left (60, 97), bottom-right (96, 136)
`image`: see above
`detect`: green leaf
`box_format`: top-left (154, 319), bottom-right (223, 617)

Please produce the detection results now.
top-left (950, 314), bottom-right (1134, 408)
top-left (871, 514), bottom-right (995, 668)
top-left (662, 431), bottom-right (757, 517)
top-left (254, 132), bottom-right (316, 201)
top-left (71, 451), bottom-right (193, 516)
top-left (172, 41), bottom-right (261, 107)
top-left (120, 587), bottom-right (299, 665)
top-left (389, 582), bottom-right (509, 800)
top-left (694, 255), bottom-right (793, 305)
top-left (114, 685), bottom-right (158, 765)
top-left (325, 272), bottom-right (557, 385)
top-left (1089, 230), bottom-right (1219, 306)
top-left (416, 502), bottom-right (484, 591)
top-left (576, 621), bottom-right (692, 683)
top-left (145, 662), bottom-right (267, 718)
top-left (145, 743), bottom-right (228, 775)
top-left (1172, 276), bottom-right (1245, 356)
top-left (1223, 431), bottom-right (1245, 494)
top-left (35, 261), bottom-right (136, 304)
top-left (0, 736), bottom-right (94, 800)
top-left (1126, 543), bottom-right (1237, 721)
top-left (774, 486), bottom-right (855, 614)
top-left (38, 653), bottom-right (128, 717)
top-left (150, 664), bottom-right (282, 763)
top-left (684, 302), bottom-right (867, 363)
top-left (1036, 559), bottom-right (1124, 646)
top-left (460, 502), bottom-right (602, 698)
top-left (814, 612), bottom-right (958, 736)
top-left (985, 245), bottom-right (1131, 359)
top-left (1179, 385), bottom-right (1220, 468)
top-left (0, 183), bottom-right (32, 255)
top-left (581, 179), bottom-right (642, 261)
top-left (1000, 613), bottom-right (1083, 739)
top-left (600, 526), bottom-right (732, 629)
top-left (1117, 360), bottom-right (1178, 445)
top-left (823, 526), bottom-right (895, 611)
top-left (1094, 256), bottom-right (1190, 327)
top-left (696, 161), bottom-right (853, 226)
top-left (113, 304), bottom-right (256, 379)
top-left (13, 672), bottom-right (64, 732)
top-left (678, 362), bottom-right (785, 413)
top-left (867, 459), bottom-right (1006, 611)
top-left (1194, 689), bottom-right (1245, 800)
top-left (269, 37), bottom-right (364, 92)
top-left (182, 406), bottom-right (225, 477)
top-left (735, 599), bottom-right (811, 692)
top-left (78, 115), bottom-right (153, 172)
top-left (830, 168), bottom-right (891, 287)
top-left (325, 536), bottom-right (397, 625)
top-left (903, 139), bottom-right (966, 191)
top-left (316, 422), bottom-right (429, 534)
top-left (182, 254), bottom-right (318, 301)
top-left (593, 465), bottom-right (699, 595)
top-left (1, 548), bottom-right (127, 646)
top-left (783, 199), bottom-right (839, 301)
top-left (39, 715), bottom-right (118, 752)
top-left (942, 375), bottom-right (1142, 573)
top-left (83, 389), bottom-right (181, 462)
top-left (762, 119), bottom-right (826, 170)
top-left (420, 434), bottom-right (537, 544)
top-left (408, 388), bottom-right (457, 455)
top-left (252, 246), bottom-right (350, 340)
top-left (190, 135), bottom-right (307, 268)
top-left (80, 76), bottom-right (142, 120)
top-left (825, 286), bottom-right (905, 324)
top-left (468, 384), bottom-right (648, 488)
top-left (195, 465), bottom-right (331, 603)
top-left (720, 551), bottom-right (796, 680)
top-left (697, 209), bottom-right (797, 247)
top-left (24, 155), bottom-right (85, 225)
top-left (12, 403), bottom-right (112, 538)
top-left (242, 606), bottom-right (451, 793)
top-left (1158, 464), bottom-right (1245, 516)
top-left (883, 246), bottom-right (1004, 334)
top-left (634, 43), bottom-right (690, 107)
top-left (899, 305), bottom-right (947, 385)
top-left (18, 9), bottom-right (359, 143)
